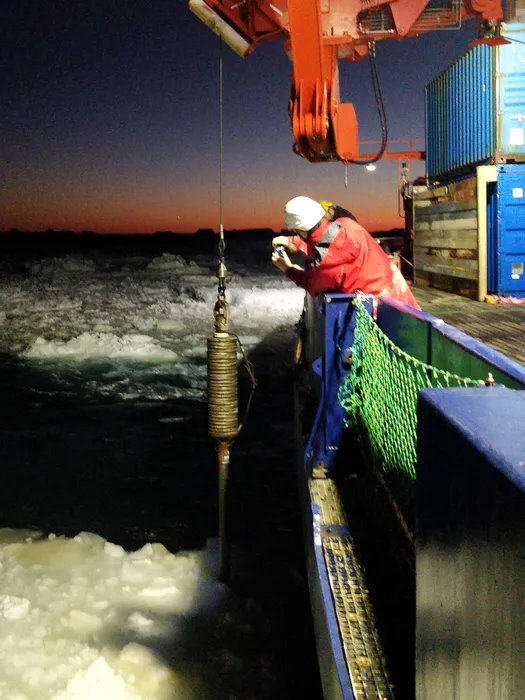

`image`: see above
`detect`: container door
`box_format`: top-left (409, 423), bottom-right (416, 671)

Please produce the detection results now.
top-left (498, 24), bottom-right (525, 161)
top-left (496, 165), bottom-right (525, 296)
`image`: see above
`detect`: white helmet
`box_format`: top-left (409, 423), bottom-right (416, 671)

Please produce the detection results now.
top-left (284, 196), bottom-right (325, 232)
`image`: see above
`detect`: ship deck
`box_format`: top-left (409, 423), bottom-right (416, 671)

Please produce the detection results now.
top-left (304, 289), bottom-right (525, 699)
top-left (413, 287), bottom-right (525, 368)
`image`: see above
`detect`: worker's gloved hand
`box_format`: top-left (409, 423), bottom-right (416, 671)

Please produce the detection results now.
top-left (272, 234), bottom-right (302, 254)
top-left (272, 248), bottom-right (292, 272)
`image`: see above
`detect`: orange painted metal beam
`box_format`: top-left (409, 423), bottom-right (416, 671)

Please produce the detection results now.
top-left (287, 0), bottom-right (359, 161)
top-left (358, 151), bottom-right (425, 161)
top-left (358, 139), bottom-right (425, 161)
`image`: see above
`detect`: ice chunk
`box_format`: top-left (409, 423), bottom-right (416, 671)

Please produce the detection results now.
top-left (0, 595), bottom-right (30, 620)
top-left (50, 658), bottom-right (137, 700)
top-left (24, 333), bottom-right (178, 360)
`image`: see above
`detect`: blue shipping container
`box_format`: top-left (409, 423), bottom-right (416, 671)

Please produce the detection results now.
top-left (487, 164), bottom-right (525, 297)
top-left (425, 24), bottom-right (525, 182)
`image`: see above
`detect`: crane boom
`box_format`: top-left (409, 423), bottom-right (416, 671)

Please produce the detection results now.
top-left (190, 0), bottom-right (506, 164)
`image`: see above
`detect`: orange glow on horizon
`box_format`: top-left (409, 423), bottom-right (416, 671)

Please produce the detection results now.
top-left (1, 158), bottom-right (412, 235)
top-left (1, 215), bottom-right (402, 235)
top-left (1, 200), bottom-right (403, 235)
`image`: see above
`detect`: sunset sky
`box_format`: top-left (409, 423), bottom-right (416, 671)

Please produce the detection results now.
top-left (2, 1), bottom-right (479, 234)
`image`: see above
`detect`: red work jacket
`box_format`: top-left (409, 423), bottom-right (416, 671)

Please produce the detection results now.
top-left (286, 218), bottom-right (420, 309)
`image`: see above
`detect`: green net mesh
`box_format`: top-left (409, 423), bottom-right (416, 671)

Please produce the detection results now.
top-left (338, 296), bottom-right (484, 480)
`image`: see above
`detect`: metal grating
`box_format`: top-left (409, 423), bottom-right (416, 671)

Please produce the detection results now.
top-left (357, 7), bottom-right (394, 34)
top-left (358, 1), bottom-right (461, 35)
top-left (311, 474), bottom-right (347, 526)
top-left (310, 479), bottom-right (395, 700)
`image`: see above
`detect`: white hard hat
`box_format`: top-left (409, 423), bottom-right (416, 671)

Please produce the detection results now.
top-left (284, 196), bottom-right (325, 232)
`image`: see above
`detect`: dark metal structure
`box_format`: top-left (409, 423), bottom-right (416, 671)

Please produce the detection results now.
top-left (417, 385), bottom-right (525, 700)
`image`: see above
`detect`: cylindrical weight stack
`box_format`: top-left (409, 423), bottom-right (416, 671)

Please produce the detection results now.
top-left (207, 331), bottom-right (238, 439)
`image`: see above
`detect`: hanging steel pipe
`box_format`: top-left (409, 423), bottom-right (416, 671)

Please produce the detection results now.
top-left (216, 440), bottom-right (231, 584)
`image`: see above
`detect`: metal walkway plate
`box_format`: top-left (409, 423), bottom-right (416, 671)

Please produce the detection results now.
top-left (310, 477), bottom-right (396, 700)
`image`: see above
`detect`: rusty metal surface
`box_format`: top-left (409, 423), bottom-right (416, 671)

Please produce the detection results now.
top-left (413, 287), bottom-right (525, 367)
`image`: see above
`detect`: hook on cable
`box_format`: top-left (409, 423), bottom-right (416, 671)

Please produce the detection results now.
top-left (213, 298), bottom-right (230, 332)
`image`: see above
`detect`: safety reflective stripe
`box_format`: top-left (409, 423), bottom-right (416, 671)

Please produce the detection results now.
top-left (314, 222), bottom-right (342, 263)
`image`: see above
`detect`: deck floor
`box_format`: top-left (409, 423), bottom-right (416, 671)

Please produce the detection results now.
top-left (413, 287), bottom-right (525, 368)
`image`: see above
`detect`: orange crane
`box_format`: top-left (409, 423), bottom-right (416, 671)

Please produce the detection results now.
top-left (190, 1), bottom-right (506, 164)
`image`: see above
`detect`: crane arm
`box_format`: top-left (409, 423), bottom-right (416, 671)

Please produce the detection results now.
top-left (189, 0), bottom-right (506, 163)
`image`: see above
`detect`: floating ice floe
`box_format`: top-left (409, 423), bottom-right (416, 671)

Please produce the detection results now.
top-left (24, 333), bottom-right (178, 360)
top-left (146, 254), bottom-right (203, 274)
top-left (0, 530), bottom-right (208, 700)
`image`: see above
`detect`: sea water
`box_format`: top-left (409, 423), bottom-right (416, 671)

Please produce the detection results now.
top-left (0, 240), bottom-right (322, 699)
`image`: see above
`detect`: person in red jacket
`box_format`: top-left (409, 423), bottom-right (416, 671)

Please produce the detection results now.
top-left (271, 195), bottom-right (420, 309)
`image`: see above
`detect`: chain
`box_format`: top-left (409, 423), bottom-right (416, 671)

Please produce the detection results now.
top-left (214, 39), bottom-right (228, 326)
top-left (214, 222), bottom-right (228, 325)
top-left (212, 38), bottom-right (257, 423)
top-left (216, 234), bottom-right (226, 302)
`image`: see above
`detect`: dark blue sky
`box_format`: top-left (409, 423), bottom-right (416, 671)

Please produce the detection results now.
top-left (1, 1), bottom-right (478, 233)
